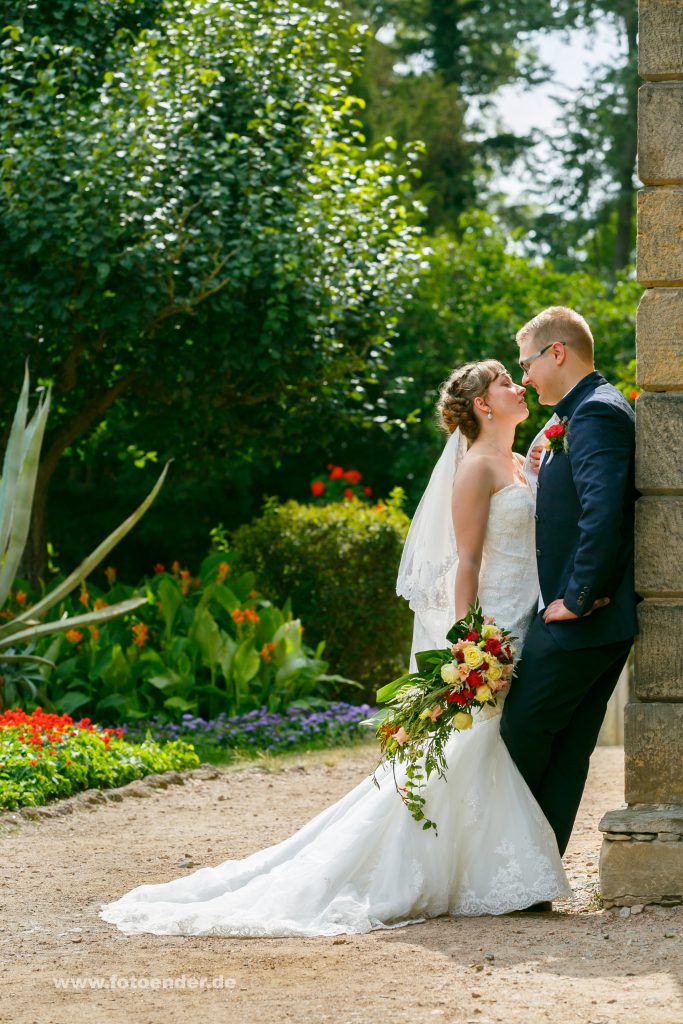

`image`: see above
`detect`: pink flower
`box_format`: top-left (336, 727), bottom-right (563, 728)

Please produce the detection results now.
top-left (395, 727), bottom-right (410, 746)
top-left (483, 614), bottom-right (496, 625)
top-left (428, 705), bottom-right (444, 723)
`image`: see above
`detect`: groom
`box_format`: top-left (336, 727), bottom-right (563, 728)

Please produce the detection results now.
top-left (500, 306), bottom-right (637, 909)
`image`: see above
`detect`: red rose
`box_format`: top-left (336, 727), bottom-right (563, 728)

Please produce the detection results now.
top-left (464, 630), bottom-right (479, 642)
top-left (467, 671), bottom-right (484, 688)
top-left (447, 686), bottom-right (475, 706)
top-left (343, 487), bottom-right (354, 500)
top-left (544, 423), bottom-right (566, 439)
top-left (363, 485), bottom-right (373, 496)
top-left (329, 466), bottom-right (344, 480)
top-left (454, 649), bottom-right (464, 663)
top-left (484, 637), bottom-right (502, 656)
top-left (311, 481), bottom-right (325, 497)
top-left (344, 469), bottom-right (362, 485)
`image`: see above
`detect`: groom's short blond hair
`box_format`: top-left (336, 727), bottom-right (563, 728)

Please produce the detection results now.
top-left (516, 306), bottom-right (594, 362)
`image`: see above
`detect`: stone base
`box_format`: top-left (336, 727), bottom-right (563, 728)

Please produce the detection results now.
top-left (599, 806), bottom-right (683, 907)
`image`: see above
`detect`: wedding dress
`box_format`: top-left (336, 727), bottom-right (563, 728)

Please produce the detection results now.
top-left (99, 472), bottom-right (571, 938)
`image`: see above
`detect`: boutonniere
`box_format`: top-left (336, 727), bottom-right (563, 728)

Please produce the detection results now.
top-left (543, 417), bottom-right (570, 455)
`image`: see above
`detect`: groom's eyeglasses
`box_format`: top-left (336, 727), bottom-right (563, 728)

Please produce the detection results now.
top-left (518, 341), bottom-right (566, 375)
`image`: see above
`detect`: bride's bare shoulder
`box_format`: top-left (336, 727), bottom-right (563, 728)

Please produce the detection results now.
top-left (453, 449), bottom-right (497, 492)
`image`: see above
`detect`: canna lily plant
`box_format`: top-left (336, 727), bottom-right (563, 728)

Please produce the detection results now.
top-left (0, 366), bottom-right (169, 680)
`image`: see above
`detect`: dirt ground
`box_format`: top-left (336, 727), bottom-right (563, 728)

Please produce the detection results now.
top-left (1, 741), bottom-right (681, 1024)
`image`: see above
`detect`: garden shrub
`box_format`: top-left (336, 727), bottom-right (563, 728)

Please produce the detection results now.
top-left (231, 493), bottom-right (413, 700)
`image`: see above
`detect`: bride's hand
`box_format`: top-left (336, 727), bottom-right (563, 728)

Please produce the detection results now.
top-left (529, 445), bottom-right (544, 473)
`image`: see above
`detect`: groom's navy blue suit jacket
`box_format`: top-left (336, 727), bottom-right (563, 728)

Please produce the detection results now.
top-left (535, 370), bottom-right (637, 651)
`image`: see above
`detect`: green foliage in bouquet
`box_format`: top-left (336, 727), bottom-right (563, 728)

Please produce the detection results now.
top-left (21, 555), bottom-right (344, 724)
top-left (231, 491), bottom-right (413, 700)
top-left (368, 601), bottom-right (517, 833)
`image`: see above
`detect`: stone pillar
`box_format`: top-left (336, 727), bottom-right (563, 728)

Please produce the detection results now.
top-left (598, 0), bottom-right (683, 907)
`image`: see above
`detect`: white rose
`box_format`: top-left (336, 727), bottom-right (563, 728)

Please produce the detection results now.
top-left (440, 662), bottom-right (460, 685)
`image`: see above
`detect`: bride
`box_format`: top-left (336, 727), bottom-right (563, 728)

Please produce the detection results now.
top-left (99, 359), bottom-right (571, 937)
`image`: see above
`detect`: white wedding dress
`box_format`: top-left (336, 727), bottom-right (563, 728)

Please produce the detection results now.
top-left (99, 480), bottom-right (571, 937)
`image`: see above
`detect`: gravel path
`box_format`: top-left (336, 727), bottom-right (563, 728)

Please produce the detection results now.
top-left (1, 742), bottom-right (681, 1024)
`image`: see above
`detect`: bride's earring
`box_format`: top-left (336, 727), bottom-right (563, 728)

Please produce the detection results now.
top-left (487, 410), bottom-right (493, 420)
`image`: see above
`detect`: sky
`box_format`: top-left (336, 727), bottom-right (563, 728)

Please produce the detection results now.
top-left (377, 20), bottom-right (626, 201)
top-left (479, 24), bottom-right (625, 200)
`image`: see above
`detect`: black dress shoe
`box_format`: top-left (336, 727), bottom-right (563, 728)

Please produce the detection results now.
top-left (518, 901), bottom-right (552, 913)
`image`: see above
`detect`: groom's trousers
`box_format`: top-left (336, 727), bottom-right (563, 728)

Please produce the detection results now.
top-left (500, 613), bottom-right (632, 858)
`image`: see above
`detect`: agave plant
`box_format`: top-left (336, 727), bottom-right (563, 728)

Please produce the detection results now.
top-left (0, 366), bottom-right (169, 682)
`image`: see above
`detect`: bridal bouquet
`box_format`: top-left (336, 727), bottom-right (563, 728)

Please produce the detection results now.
top-left (366, 601), bottom-right (517, 834)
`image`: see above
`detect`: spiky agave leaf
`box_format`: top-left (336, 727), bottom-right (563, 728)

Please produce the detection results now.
top-left (0, 369), bottom-right (51, 608)
top-left (0, 461), bottom-right (170, 640)
top-left (0, 596), bottom-right (148, 649)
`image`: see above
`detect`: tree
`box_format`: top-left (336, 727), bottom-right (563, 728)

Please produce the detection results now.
top-left (530, 0), bottom-right (638, 273)
top-left (0, 0), bottom-right (423, 582)
top-left (296, 213), bottom-right (640, 514)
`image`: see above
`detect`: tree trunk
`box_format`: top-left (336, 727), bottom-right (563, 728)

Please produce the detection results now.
top-left (614, 5), bottom-right (639, 272)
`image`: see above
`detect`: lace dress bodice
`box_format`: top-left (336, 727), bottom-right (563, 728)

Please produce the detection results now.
top-left (478, 481), bottom-right (539, 644)
top-left (410, 480), bottom-right (539, 671)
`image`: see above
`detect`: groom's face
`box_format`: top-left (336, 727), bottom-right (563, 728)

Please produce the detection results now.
top-left (518, 337), bottom-right (561, 406)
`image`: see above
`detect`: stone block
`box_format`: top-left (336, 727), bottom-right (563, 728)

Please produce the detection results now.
top-left (635, 392), bottom-right (683, 491)
top-left (624, 702), bottom-right (683, 803)
top-left (639, 0), bottom-right (683, 81)
top-left (639, 84), bottom-right (683, 184)
top-left (637, 188), bottom-right (683, 287)
top-left (600, 835), bottom-right (683, 905)
top-left (600, 805), bottom-right (683, 834)
top-left (635, 496), bottom-right (683, 595)
top-left (636, 288), bottom-right (683, 390)
top-left (634, 601), bottom-right (683, 700)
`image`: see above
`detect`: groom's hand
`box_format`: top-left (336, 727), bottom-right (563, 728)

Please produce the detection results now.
top-left (543, 597), bottom-right (610, 623)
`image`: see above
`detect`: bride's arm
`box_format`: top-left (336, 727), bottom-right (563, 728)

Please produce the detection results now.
top-left (452, 458), bottom-right (494, 621)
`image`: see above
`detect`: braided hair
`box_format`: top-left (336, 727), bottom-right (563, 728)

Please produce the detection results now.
top-left (436, 360), bottom-right (505, 441)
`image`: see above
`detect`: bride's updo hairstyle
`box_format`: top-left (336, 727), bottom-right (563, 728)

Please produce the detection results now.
top-left (437, 359), bottom-right (506, 441)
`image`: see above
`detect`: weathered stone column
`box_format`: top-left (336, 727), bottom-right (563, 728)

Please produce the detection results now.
top-left (598, 0), bottom-right (683, 908)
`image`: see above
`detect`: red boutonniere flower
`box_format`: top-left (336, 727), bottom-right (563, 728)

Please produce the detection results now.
top-left (543, 417), bottom-right (570, 455)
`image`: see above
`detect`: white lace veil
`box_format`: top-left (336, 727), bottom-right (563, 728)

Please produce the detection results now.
top-left (396, 428), bottom-right (469, 669)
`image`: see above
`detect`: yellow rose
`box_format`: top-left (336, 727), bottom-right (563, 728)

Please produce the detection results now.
top-left (464, 645), bottom-right (484, 669)
top-left (487, 662), bottom-right (503, 682)
top-left (482, 624), bottom-right (499, 640)
top-left (475, 684), bottom-right (493, 703)
top-left (452, 711), bottom-right (473, 731)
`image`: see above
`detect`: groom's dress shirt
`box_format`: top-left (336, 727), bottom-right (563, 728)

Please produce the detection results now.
top-left (530, 371), bottom-right (637, 650)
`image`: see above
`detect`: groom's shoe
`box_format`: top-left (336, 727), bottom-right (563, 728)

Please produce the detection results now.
top-left (517, 901), bottom-right (552, 913)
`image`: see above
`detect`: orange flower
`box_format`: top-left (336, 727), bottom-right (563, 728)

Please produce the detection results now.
top-left (249, 589), bottom-right (258, 599)
top-left (79, 590), bottom-right (90, 606)
top-left (629, 389), bottom-right (639, 401)
top-left (14, 590), bottom-right (27, 606)
top-left (216, 562), bottom-right (231, 584)
top-left (171, 560), bottom-right (181, 575)
top-left (244, 608), bottom-right (260, 625)
top-left (344, 469), bottom-right (362, 485)
top-left (343, 487), bottom-right (354, 501)
top-left (231, 609), bottom-right (245, 625)
top-left (131, 622), bottom-right (149, 647)
top-left (89, 627), bottom-right (100, 643)
top-left (259, 643), bottom-right (275, 663)
top-left (104, 566), bottom-right (117, 585)
top-left (93, 597), bottom-right (108, 611)
top-left (66, 629), bottom-right (84, 645)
